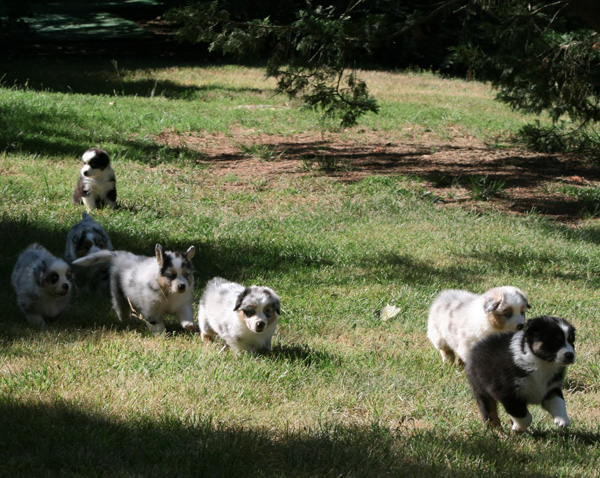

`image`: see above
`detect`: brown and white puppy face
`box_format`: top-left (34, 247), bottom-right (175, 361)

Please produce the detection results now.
top-left (80, 148), bottom-right (111, 179)
top-left (483, 286), bottom-right (529, 332)
top-left (234, 286), bottom-right (281, 334)
top-left (37, 260), bottom-right (72, 297)
top-left (155, 244), bottom-right (195, 295)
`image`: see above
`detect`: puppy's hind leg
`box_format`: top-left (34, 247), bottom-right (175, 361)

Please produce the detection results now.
top-left (198, 318), bottom-right (216, 343)
top-left (111, 284), bottom-right (132, 323)
top-left (105, 188), bottom-right (117, 209)
top-left (439, 347), bottom-right (456, 364)
top-left (474, 393), bottom-right (501, 427)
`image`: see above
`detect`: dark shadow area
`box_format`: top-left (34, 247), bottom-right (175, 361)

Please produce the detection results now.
top-left (1, 59), bottom-right (267, 98)
top-left (270, 343), bottom-right (342, 370)
top-left (0, 399), bottom-right (585, 477)
top-left (201, 138), bottom-right (600, 225)
top-left (458, 248), bottom-right (600, 287)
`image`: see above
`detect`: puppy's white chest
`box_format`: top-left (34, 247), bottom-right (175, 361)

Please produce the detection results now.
top-left (517, 369), bottom-right (559, 404)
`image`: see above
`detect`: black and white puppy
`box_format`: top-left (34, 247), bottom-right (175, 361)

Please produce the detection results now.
top-left (466, 316), bottom-right (576, 432)
top-left (65, 212), bottom-right (114, 291)
top-left (198, 277), bottom-right (281, 352)
top-left (72, 148), bottom-right (117, 211)
top-left (73, 244), bottom-right (195, 334)
top-left (11, 243), bottom-right (72, 327)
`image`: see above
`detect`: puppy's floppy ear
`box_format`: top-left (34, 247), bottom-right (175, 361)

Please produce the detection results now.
top-left (483, 294), bottom-right (502, 314)
top-left (186, 245), bottom-right (195, 261)
top-left (516, 289), bottom-right (531, 309)
top-left (155, 244), bottom-right (164, 267)
top-left (234, 287), bottom-right (250, 311)
top-left (34, 261), bottom-right (48, 285)
top-left (273, 296), bottom-right (281, 315)
top-left (266, 289), bottom-right (281, 315)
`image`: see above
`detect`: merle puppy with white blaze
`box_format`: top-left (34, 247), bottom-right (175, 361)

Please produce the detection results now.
top-left (11, 243), bottom-right (72, 327)
top-left (72, 148), bottom-right (117, 211)
top-left (466, 315), bottom-right (576, 432)
top-left (198, 277), bottom-right (281, 353)
top-left (427, 286), bottom-right (529, 365)
top-left (73, 244), bottom-right (195, 334)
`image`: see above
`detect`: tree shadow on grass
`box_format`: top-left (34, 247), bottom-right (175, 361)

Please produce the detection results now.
top-left (270, 343), bottom-right (341, 369)
top-left (0, 399), bottom-right (579, 477)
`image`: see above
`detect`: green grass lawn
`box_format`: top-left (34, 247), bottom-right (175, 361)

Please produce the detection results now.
top-left (1, 60), bottom-right (600, 477)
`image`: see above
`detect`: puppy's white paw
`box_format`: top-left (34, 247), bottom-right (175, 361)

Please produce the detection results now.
top-left (554, 416), bottom-right (570, 427)
top-left (510, 413), bottom-right (532, 432)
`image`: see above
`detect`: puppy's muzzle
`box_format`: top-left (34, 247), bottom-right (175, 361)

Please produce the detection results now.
top-left (563, 351), bottom-right (575, 364)
top-left (255, 320), bottom-right (266, 332)
top-left (58, 283), bottom-right (70, 296)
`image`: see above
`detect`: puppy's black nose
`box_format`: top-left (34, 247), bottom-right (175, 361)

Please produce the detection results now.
top-left (564, 352), bottom-right (575, 362)
top-left (62, 283), bottom-right (70, 291)
top-left (516, 324), bottom-right (524, 331)
top-left (255, 321), bottom-right (266, 332)
top-left (177, 283), bottom-right (186, 293)
top-left (83, 170), bottom-right (89, 177)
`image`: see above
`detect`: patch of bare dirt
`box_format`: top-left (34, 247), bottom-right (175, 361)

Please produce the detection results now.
top-left (152, 129), bottom-right (600, 224)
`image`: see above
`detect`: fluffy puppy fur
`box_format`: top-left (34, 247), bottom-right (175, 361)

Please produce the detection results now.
top-left (427, 286), bottom-right (530, 365)
top-left (466, 316), bottom-right (576, 432)
top-left (72, 148), bottom-right (117, 211)
top-left (198, 277), bottom-right (281, 353)
top-left (11, 243), bottom-right (72, 327)
top-left (73, 244), bottom-right (195, 334)
top-left (65, 212), bottom-right (114, 291)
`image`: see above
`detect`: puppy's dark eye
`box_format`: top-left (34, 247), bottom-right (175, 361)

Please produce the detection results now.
top-left (166, 273), bottom-right (177, 281)
top-left (243, 309), bottom-right (255, 318)
top-left (49, 272), bottom-right (59, 284)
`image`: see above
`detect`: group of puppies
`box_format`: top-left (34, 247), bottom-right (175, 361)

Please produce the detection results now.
top-left (11, 148), bottom-right (577, 431)
top-left (11, 148), bottom-right (281, 353)
top-left (428, 286), bottom-right (576, 432)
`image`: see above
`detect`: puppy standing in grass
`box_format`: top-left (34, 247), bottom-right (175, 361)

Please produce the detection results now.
top-left (11, 243), bottom-right (72, 327)
top-left (198, 277), bottom-right (281, 352)
top-left (427, 286), bottom-right (530, 365)
top-left (72, 148), bottom-right (117, 211)
top-left (65, 212), bottom-right (114, 291)
top-left (466, 315), bottom-right (575, 432)
top-left (73, 244), bottom-right (195, 334)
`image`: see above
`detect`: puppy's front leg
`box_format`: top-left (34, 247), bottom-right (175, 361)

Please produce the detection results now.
top-left (82, 196), bottom-right (96, 212)
top-left (177, 304), bottom-right (195, 332)
top-left (25, 313), bottom-right (46, 327)
top-left (145, 316), bottom-right (166, 334)
top-left (542, 394), bottom-right (570, 427)
top-left (503, 399), bottom-right (532, 432)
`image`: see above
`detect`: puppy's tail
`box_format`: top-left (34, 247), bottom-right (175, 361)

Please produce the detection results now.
top-left (72, 250), bottom-right (116, 267)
